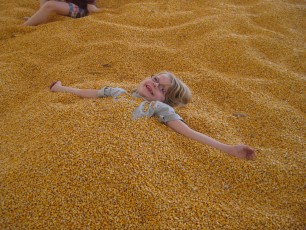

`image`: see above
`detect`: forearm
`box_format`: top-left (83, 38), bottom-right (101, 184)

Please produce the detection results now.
top-left (187, 129), bottom-right (231, 153)
top-left (64, 88), bottom-right (99, 98)
top-left (52, 83), bottom-right (100, 98)
top-left (167, 120), bottom-right (232, 153)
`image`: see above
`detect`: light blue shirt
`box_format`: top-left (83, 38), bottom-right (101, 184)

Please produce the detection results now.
top-left (97, 86), bottom-right (182, 123)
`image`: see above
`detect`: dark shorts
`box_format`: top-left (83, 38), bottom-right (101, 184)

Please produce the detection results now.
top-left (68, 2), bottom-right (88, 18)
top-left (58, 0), bottom-right (88, 18)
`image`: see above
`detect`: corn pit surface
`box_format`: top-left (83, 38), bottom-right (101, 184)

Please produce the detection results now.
top-left (0, 0), bottom-right (305, 229)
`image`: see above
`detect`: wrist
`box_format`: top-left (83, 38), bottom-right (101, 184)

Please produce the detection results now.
top-left (222, 144), bottom-right (234, 155)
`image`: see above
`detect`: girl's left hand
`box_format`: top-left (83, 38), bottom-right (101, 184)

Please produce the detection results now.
top-left (228, 145), bottom-right (255, 160)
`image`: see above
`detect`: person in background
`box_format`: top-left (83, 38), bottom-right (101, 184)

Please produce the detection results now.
top-left (23, 0), bottom-right (100, 26)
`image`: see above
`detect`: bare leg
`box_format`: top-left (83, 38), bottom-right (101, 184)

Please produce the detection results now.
top-left (40, 0), bottom-right (49, 8)
top-left (23, 1), bottom-right (70, 26)
top-left (24, 0), bottom-right (50, 21)
top-left (87, 4), bottom-right (101, 13)
top-left (50, 81), bottom-right (100, 98)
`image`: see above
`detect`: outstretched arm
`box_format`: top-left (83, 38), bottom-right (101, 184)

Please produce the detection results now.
top-left (50, 81), bottom-right (99, 98)
top-left (166, 119), bottom-right (255, 160)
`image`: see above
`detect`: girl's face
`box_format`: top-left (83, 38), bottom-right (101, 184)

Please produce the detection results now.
top-left (137, 73), bottom-right (172, 102)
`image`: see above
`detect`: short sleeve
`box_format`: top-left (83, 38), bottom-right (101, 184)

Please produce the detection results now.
top-left (132, 101), bottom-right (182, 123)
top-left (153, 102), bottom-right (183, 123)
top-left (97, 87), bottom-right (127, 98)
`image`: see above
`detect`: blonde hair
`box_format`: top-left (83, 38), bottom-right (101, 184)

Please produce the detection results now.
top-left (153, 71), bottom-right (192, 107)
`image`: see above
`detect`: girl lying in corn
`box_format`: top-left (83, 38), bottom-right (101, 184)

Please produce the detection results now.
top-left (50, 71), bottom-right (255, 160)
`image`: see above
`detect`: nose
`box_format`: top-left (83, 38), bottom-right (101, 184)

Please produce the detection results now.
top-left (152, 81), bottom-right (159, 88)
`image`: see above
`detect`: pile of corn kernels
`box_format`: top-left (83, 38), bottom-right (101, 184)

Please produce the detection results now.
top-left (0, 0), bottom-right (305, 228)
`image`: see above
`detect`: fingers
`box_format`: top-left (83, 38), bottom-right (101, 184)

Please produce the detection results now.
top-left (244, 146), bottom-right (256, 160)
top-left (50, 81), bottom-right (59, 91)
